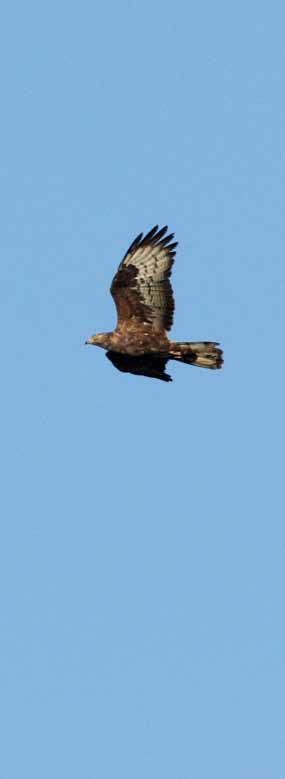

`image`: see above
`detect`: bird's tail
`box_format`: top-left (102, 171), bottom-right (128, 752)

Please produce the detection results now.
top-left (169, 341), bottom-right (223, 370)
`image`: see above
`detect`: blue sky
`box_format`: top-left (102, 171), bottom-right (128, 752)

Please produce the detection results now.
top-left (1, 1), bottom-right (284, 776)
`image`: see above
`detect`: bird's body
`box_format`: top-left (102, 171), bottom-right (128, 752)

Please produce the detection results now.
top-left (90, 326), bottom-right (169, 355)
top-left (86, 225), bottom-right (223, 382)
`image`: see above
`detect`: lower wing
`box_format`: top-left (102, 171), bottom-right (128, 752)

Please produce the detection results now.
top-left (106, 351), bottom-right (172, 382)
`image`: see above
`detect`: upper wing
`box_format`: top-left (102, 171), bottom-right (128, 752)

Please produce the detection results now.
top-left (110, 225), bottom-right (178, 332)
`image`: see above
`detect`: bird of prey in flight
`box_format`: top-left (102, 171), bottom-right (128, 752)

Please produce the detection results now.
top-left (85, 225), bottom-right (223, 382)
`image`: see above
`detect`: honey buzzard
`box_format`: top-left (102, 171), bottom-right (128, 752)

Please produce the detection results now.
top-left (85, 225), bottom-right (223, 382)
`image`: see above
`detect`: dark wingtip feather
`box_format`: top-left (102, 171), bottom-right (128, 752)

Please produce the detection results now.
top-left (152, 225), bottom-right (168, 242)
top-left (145, 224), bottom-right (159, 238)
top-left (140, 225), bottom-right (161, 245)
top-left (124, 231), bottom-right (143, 257)
top-left (124, 224), bottom-right (177, 259)
top-left (159, 232), bottom-right (175, 246)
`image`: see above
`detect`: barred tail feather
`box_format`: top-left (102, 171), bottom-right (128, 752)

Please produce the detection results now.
top-left (169, 341), bottom-right (223, 370)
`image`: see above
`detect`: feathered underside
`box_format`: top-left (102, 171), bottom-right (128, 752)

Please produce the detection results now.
top-left (110, 225), bottom-right (177, 333)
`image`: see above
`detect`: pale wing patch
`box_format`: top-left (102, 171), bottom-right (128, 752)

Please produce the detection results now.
top-left (111, 226), bottom-right (177, 331)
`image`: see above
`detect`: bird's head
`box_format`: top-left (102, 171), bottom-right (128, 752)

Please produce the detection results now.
top-left (85, 333), bottom-right (108, 348)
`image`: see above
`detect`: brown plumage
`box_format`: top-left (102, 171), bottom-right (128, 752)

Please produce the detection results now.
top-left (85, 225), bottom-right (223, 382)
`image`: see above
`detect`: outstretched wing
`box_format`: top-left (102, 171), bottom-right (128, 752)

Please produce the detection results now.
top-left (106, 351), bottom-right (172, 382)
top-left (110, 225), bottom-right (177, 333)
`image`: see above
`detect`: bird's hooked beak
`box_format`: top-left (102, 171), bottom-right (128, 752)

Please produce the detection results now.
top-left (85, 337), bottom-right (93, 345)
